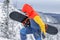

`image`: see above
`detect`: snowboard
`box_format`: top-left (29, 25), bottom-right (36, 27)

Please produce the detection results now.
top-left (9, 11), bottom-right (28, 23)
top-left (9, 11), bottom-right (58, 35)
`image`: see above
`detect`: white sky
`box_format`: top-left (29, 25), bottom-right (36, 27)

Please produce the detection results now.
top-left (0, 0), bottom-right (60, 13)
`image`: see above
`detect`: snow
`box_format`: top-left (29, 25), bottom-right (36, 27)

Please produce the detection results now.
top-left (0, 37), bottom-right (10, 40)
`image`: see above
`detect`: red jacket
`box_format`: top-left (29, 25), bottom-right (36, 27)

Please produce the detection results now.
top-left (22, 4), bottom-right (38, 19)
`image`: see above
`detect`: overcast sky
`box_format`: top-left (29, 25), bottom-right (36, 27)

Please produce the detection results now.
top-left (0, 0), bottom-right (60, 13)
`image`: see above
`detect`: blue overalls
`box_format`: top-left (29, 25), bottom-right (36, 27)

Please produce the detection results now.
top-left (20, 19), bottom-right (41, 40)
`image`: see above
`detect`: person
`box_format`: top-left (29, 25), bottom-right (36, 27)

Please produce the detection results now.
top-left (22, 4), bottom-right (46, 35)
top-left (20, 4), bottom-right (46, 40)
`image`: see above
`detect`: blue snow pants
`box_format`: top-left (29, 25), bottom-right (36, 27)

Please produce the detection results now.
top-left (20, 19), bottom-right (41, 40)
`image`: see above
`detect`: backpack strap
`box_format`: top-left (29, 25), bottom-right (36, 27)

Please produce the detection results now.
top-left (22, 18), bottom-right (30, 27)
